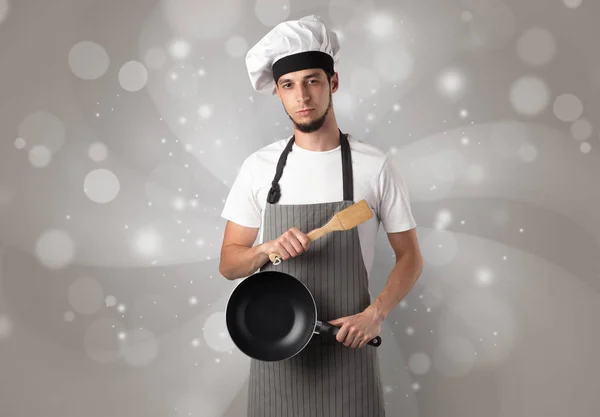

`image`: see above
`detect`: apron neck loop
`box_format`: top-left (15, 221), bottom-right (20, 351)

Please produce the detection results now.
top-left (266, 129), bottom-right (354, 204)
top-left (340, 129), bottom-right (354, 202)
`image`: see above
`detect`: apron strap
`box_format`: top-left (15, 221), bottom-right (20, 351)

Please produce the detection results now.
top-left (340, 131), bottom-right (353, 202)
top-left (267, 129), bottom-right (353, 204)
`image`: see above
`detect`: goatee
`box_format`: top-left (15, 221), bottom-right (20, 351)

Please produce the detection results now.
top-left (287, 91), bottom-right (333, 134)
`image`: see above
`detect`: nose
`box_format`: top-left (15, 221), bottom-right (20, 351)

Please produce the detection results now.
top-left (296, 85), bottom-right (310, 103)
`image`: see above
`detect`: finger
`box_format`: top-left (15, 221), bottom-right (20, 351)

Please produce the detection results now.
top-left (287, 236), bottom-right (305, 255)
top-left (344, 328), bottom-right (357, 347)
top-left (328, 318), bottom-right (344, 326)
top-left (357, 339), bottom-right (368, 348)
top-left (292, 230), bottom-right (311, 251)
top-left (280, 241), bottom-right (298, 257)
top-left (350, 336), bottom-right (362, 349)
top-left (276, 244), bottom-right (292, 260)
top-left (335, 324), bottom-right (349, 344)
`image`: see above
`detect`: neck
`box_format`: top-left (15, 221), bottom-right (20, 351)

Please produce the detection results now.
top-left (293, 113), bottom-right (341, 152)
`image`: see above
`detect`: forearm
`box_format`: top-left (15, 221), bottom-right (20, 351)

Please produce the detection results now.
top-left (369, 252), bottom-right (424, 320)
top-left (219, 243), bottom-right (270, 280)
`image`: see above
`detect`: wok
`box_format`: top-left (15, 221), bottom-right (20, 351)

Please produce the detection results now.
top-left (225, 270), bottom-right (382, 362)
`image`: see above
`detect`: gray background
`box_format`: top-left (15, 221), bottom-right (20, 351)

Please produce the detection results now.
top-left (1, 0), bottom-right (599, 416)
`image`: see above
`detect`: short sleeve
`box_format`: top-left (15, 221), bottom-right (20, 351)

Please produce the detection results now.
top-left (220, 156), bottom-right (262, 228)
top-left (376, 156), bottom-right (417, 233)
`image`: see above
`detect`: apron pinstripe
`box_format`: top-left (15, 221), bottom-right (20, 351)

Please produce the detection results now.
top-left (247, 131), bottom-right (385, 417)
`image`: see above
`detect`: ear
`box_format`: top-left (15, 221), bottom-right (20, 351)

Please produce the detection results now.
top-left (331, 72), bottom-right (339, 93)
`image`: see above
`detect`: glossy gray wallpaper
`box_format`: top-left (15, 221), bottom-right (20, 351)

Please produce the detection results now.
top-left (0, 0), bottom-right (599, 416)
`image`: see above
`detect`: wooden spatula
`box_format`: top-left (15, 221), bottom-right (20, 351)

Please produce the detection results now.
top-left (268, 199), bottom-right (374, 265)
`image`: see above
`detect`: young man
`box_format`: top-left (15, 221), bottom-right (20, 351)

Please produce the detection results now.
top-left (219, 15), bottom-right (423, 417)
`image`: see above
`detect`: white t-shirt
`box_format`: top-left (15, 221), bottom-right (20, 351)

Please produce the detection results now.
top-left (220, 134), bottom-right (417, 278)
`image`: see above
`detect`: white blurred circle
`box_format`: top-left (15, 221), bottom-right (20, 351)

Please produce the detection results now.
top-left (165, 64), bottom-right (200, 99)
top-left (0, 314), bottom-right (14, 340)
top-left (120, 328), bottom-right (159, 367)
top-left (563, 0), bottom-right (582, 8)
top-left (489, 120), bottom-right (529, 158)
top-left (516, 27), bottom-right (556, 66)
top-left (408, 352), bottom-right (431, 375)
top-left (517, 142), bottom-right (538, 163)
top-left (366, 11), bottom-right (396, 40)
top-left (84, 169), bottom-right (120, 204)
top-left (349, 67), bottom-right (380, 98)
top-left (553, 94), bottom-right (583, 122)
top-left (198, 104), bottom-right (212, 119)
top-left (436, 69), bottom-right (466, 100)
top-left (68, 41), bottom-right (110, 80)
top-left (429, 150), bottom-right (467, 183)
top-left (105, 295), bottom-right (117, 307)
top-left (420, 229), bottom-right (457, 266)
top-left (119, 61), bottom-right (148, 92)
top-left (14, 137), bottom-right (26, 149)
top-left (162, 0), bottom-right (243, 40)
top-left (435, 209), bottom-right (452, 229)
top-left (374, 44), bottom-right (414, 85)
top-left (442, 290), bottom-right (515, 365)
top-left (328, 0), bottom-right (364, 28)
top-left (571, 118), bottom-right (593, 141)
top-left (18, 111), bottom-right (66, 153)
top-left (168, 39), bottom-right (190, 60)
top-left (144, 47), bottom-right (167, 70)
top-left (129, 294), bottom-right (178, 336)
top-left (88, 142), bottom-right (108, 162)
top-left (146, 164), bottom-right (192, 207)
top-left (35, 229), bottom-right (75, 269)
top-left (255, 0), bottom-right (290, 27)
top-left (203, 311), bottom-right (235, 352)
top-left (64, 311), bottom-right (75, 322)
top-left (466, 1), bottom-right (516, 50)
top-left (84, 318), bottom-right (125, 363)
top-left (461, 11), bottom-right (473, 22)
top-left (28, 145), bottom-right (52, 168)
top-left (421, 281), bottom-right (443, 309)
top-left (68, 277), bottom-right (104, 315)
top-left (225, 35), bottom-right (248, 58)
top-left (581, 142), bottom-right (591, 153)
top-left (133, 227), bottom-right (161, 257)
top-left (332, 90), bottom-right (358, 117)
top-left (434, 335), bottom-right (475, 378)
top-left (509, 76), bottom-right (550, 116)
top-left (475, 268), bottom-right (494, 286)
top-left (463, 164), bottom-right (485, 184)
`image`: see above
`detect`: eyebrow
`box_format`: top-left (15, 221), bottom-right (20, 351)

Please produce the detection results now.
top-left (278, 72), bottom-right (322, 85)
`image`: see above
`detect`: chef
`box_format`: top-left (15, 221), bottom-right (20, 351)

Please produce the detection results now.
top-left (219, 14), bottom-right (424, 417)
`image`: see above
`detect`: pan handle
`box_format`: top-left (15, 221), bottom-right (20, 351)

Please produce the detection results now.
top-left (317, 321), bottom-right (382, 347)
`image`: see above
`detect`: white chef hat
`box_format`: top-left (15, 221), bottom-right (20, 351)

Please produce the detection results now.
top-left (245, 15), bottom-right (341, 95)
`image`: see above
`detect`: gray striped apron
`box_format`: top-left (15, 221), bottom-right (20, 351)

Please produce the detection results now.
top-left (247, 130), bottom-right (385, 417)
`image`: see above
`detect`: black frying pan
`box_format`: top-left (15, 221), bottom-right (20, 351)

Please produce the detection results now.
top-left (225, 270), bottom-right (382, 362)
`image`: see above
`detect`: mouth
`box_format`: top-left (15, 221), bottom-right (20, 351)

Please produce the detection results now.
top-left (297, 109), bottom-right (314, 115)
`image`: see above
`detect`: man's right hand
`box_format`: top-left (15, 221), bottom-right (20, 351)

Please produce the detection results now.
top-left (263, 227), bottom-right (311, 261)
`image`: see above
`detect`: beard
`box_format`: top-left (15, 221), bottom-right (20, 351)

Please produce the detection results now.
top-left (285, 89), bottom-right (333, 134)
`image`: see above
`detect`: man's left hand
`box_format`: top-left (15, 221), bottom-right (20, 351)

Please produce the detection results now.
top-left (328, 306), bottom-right (384, 348)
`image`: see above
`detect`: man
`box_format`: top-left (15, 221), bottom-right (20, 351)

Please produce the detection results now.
top-left (219, 15), bottom-right (423, 417)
